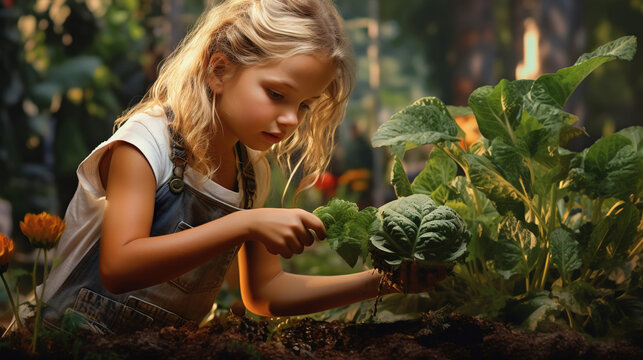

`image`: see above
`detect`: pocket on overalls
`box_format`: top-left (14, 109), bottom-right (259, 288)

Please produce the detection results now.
top-left (168, 221), bottom-right (233, 293)
top-left (71, 287), bottom-right (153, 333)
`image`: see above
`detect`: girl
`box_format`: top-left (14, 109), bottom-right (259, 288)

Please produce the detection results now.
top-left (37, 0), bottom-right (443, 333)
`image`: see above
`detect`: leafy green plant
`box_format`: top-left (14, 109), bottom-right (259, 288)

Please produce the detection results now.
top-left (321, 36), bottom-right (642, 336)
top-left (375, 35), bottom-right (642, 336)
top-left (314, 193), bottom-right (471, 290)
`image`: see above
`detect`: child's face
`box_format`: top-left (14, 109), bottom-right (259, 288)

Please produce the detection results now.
top-left (214, 52), bottom-right (336, 151)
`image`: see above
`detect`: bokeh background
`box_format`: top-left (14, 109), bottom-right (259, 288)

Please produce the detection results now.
top-left (1, 0), bottom-right (641, 322)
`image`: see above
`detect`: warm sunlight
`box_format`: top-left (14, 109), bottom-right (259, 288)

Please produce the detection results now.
top-left (515, 17), bottom-right (541, 80)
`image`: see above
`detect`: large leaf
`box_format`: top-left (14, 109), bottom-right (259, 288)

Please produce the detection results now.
top-left (493, 217), bottom-right (540, 280)
top-left (616, 126), bottom-right (643, 155)
top-left (529, 36), bottom-right (637, 108)
top-left (490, 138), bottom-right (533, 197)
top-left (463, 153), bottom-right (525, 218)
top-left (370, 194), bottom-right (470, 268)
top-left (568, 133), bottom-right (643, 199)
top-left (468, 79), bottom-right (528, 144)
top-left (411, 147), bottom-right (457, 195)
top-left (371, 97), bottom-right (461, 157)
top-left (550, 228), bottom-right (582, 283)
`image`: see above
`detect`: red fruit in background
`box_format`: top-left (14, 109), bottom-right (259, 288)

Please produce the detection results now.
top-left (314, 172), bottom-right (337, 191)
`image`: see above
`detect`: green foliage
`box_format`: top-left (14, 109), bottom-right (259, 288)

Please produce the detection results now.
top-left (0, 0), bottom-right (149, 218)
top-left (366, 36), bottom-right (642, 336)
top-left (370, 194), bottom-right (469, 268)
top-left (314, 194), bottom-right (470, 271)
top-left (312, 198), bottom-right (378, 267)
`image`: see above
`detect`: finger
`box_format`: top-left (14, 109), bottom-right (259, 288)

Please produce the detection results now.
top-left (285, 234), bottom-right (305, 255)
top-left (307, 228), bottom-right (319, 243)
top-left (300, 211), bottom-right (326, 240)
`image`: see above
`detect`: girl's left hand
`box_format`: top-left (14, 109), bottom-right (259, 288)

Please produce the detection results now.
top-left (388, 263), bottom-right (447, 294)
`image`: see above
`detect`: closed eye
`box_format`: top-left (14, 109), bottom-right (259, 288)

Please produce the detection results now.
top-left (266, 89), bottom-right (284, 100)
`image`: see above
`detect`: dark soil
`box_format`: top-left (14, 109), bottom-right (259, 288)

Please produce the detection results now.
top-left (1, 312), bottom-right (641, 359)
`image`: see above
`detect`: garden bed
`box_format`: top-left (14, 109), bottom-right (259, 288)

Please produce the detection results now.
top-left (2, 311), bottom-right (641, 359)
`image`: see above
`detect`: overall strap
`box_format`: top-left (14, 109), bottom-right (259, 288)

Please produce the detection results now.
top-left (164, 107), bottom-right (256, 208)
top-left (235, 142), bottom-right (256, 209)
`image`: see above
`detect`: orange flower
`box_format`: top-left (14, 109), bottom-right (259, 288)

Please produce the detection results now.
top-left (19, 212), bottom-right (65, 249)
top-left (337, 168), bottom-right (371, 186)
top-left (0, 233), bottom-right (14, 271)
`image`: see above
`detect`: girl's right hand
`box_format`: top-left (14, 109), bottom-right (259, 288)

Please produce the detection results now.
top-left (235, 208), bottom-right (325, 258)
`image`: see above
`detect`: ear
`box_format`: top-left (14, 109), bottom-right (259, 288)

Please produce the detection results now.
top-left (206, 53), bottom-right (231, 95)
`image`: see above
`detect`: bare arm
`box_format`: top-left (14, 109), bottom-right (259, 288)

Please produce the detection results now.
top-left (238, 239), bottom-right (387, 317)
top-left (99, 142), bottom-right (249, 293)
top-left (100, 142), bottom-right (319, 293)
top-left (238, 228), bottom-right (446, 317)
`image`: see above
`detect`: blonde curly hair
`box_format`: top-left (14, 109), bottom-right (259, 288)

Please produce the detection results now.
top-left (115, 0), bottom-right (354, 203)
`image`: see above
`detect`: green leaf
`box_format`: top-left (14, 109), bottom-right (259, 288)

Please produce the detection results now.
top-left (568, 134), bottom-right (643, 199)
top-left (616, 126), bottom-right (643, 154)
top-left (493, 217), bottom-right (539, 280)
top-left (463, 153), bottom-right (525, 217)
top-left (32, 82), bottom-right (63, 109)
top-left (505, 291), bottom-right (560, 330)
top-left (468, 80), bottom-right (525, 144)
top-left (446, 105), bottom-right (473, 117)
top-left (313, 199), bottom-right (378, 267)
top-left (371, 97), bottom-right (461, 155)
top-left (370, 194), bottom-right (470, 268)
top-left (610, 204), bottom-right (641, 259)
top-left (430, 184), bottom-right (451, 205)
top-left (529, 36), bottom-right (637, 108)
top-left (391, 156), bottom-right (413, 197)
top-left (411, 147), bottom-right (457, 195)
top-left (451, 177), bottom-right (500, 262)
top-left (550, 228), bottom-right (582, 282)
top-left (490, 138), bottom-right (533, 196)
top-left (47, 56), bottom-right (103, 89)
top-left (551, 280), bottom-right (606, 315)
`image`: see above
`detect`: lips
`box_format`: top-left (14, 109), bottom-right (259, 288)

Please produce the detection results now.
top-left (262, 132), bottom-right (283, 143)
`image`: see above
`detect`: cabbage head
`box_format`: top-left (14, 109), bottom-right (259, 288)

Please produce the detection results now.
top-left (370, 194), bottom-right (470, 268)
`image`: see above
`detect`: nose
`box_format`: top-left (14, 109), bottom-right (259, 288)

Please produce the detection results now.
top-left (276, 108), bottom-right (299, 129)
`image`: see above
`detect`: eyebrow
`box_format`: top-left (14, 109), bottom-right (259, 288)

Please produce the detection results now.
top-left (266, 78), bottom-right (322, 100)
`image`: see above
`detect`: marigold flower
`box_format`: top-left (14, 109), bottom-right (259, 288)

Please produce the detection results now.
top-left (19, 212), bottom-right (65, 249)
top-left (338, 168), bottom-right (371, 188)
top-left (0, 233), bottom-right (14, 271)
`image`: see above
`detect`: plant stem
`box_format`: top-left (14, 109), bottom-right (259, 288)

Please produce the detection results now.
top-left (31, 248), bottom-right (42, 354)
top-left (591, 198), bottom-right (604, 224)
top-left (548, 185), bottom-right (558, 235)
top-left (629, 232), bottom-right (643, 260)
top-left (519, 178), bottom-right (546, 237)
top-left (538, 252), bottom-right (551, 290)
top-left (1, 272), bottom-right (23, 329)
top-left (41, 250), bottom-right (49, 304)
top-left (565, 308), bottom-right (575, 330)
top-left (525, 276), bottom-right (530, 292)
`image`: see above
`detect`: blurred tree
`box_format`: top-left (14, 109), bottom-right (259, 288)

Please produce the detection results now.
top-left (0, 0), bottom-right (149, 251)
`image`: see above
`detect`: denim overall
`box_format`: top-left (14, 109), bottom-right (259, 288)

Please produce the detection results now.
top-left (43, 116), bottom-right (256, 334)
